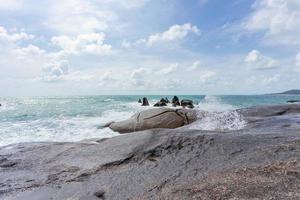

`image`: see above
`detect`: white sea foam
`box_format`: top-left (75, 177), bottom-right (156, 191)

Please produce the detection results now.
top-left (104, 98), bottom-right (115, 102)
top-left (196, 95), bottom-right (236, 112)
top-left (0, 100), bottom-right (16, 112)
top-left (190, 110), bottom-right (246, 131)
top-left (0, 109), bottom-right (137, 147)
top-left (191, 96), bottom-right (246, 131)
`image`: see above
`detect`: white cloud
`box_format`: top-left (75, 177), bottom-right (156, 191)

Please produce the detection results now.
top-left (12, 44), bottom-right (45, 58)
top-left (244, 0), bottom-right (300, 45)
top-left (42, 60), bottom-right (70, 82)
top-left (43, 0), bottom-right (115, 34)
top-left (0, 0), bottom-right (22, 10)
top-left (41, 53), bottom-right (99, 82)
top-left (245, 50), bottom-right (277, 70)
top-left (188, 61), bottom-right (201, 71)
top-left (246, 74), bottom-right (281, 86)
top-left (51, 33), bottom-right (112, 55)
top-left (121, 38), bottom-right (147, 48)
top-left (130, 67), bottom-right (148, 86)
top-left (147, 23), bottom-right (200, 46)
top-left (98, 71), bottom-right (114, 86)
top-left (0, 26), bottom-right (112, 84)
top-left (103, 0), bottom-right (149, 9)
top-left (0, 26), bottom-right (47, 79)
top-left (199, 70), bottom-right (216, 81)
top-left (0, 26), bottom-right (34, 42)
top-left (296, 52), bottom-right (300, 65)
top-left (41, 60), bottom-right (97, 82)
top-left (152, 78), bottom-right (183, 90)
top-left (0, 26), bottom-right (5, 33)
top-left (121, 40), bottom-right (131, 48)
top-left (159, 63), bottom-right (178, 75)
top-left (262, 74), bottom-right (281, 84)
top-left (42, 0), bottom-right (148, 34)
top-left (295, 52), bottom-right (300, 71)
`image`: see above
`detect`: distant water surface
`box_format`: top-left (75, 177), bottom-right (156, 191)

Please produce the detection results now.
top-left (0, 95), bottom-right (299, 147)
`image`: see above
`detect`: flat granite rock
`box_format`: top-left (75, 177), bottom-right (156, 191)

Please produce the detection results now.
top-left (0, 104), bottom-right (300, 200)
top-left (107, 108), bottom-right (198, 133)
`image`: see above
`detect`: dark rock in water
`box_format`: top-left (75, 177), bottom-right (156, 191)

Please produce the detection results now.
top-left (153, 101), bottom-right (167, 107)
top-left (287, 100), bottom-right (300, 103)
top-left (153, 98), bottom-right (168, 107)
top-left (160, 98), bottom-right (168, 104)
top-left (181, 99), bottom-right (194, 109)
top-left (138, 98), bottom-right (142, 103)
top-left (0, 103), bottom-right (1, 107)
top-left (165, 97), bottom-right (170, 103)
top-left (142, 97), bottom-right (149, 106)
top-left (172, 96), bottom-right (180, 107)
top-left (109, 108), bottom-right (197, 133)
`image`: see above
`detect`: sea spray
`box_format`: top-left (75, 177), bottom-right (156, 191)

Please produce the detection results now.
top-left (0, 115), bottom-right (120, 147)
top-left (191, 95), bottom-right (246, 131)
top-left (191, 110), bottom-right (246, 131)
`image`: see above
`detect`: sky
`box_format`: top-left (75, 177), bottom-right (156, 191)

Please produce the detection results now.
top-left (0, 0), bottom-right (300, 96)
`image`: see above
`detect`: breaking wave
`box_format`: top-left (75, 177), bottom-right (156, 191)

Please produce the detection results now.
top-left (191, 96), bottom-right (246, 131)
top-left (0, 112), bottom-right (124, 147)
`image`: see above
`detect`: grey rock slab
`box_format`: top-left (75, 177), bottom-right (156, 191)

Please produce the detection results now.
top-left (1, 104), bottom-right (300, 199)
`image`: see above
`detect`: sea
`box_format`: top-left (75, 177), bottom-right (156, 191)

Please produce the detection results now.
top-left (0, 95), bottom-right (299, 147)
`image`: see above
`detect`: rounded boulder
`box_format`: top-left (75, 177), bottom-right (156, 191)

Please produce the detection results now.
top-left (108, 108), bottom-right (197, 133)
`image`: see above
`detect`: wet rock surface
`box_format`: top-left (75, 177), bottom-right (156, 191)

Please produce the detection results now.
top-left (0, 104), bottom-right (300, 200)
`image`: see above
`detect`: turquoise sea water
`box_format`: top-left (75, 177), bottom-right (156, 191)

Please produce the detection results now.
top-left (0, 95), bottom-right (299, 146)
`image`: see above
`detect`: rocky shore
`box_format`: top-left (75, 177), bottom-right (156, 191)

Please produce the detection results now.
top-left (1, 104), bottom-right (300, 199)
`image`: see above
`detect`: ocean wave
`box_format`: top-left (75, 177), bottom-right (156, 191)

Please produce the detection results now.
top-left (103, 98), bottom-right (115, 102)
top-left (0, 101), bottom-right (16, 112)
top-left (191, 110), bottom-right (246, 131)
top-left (196, 95), bottom-right (237, 112)
top-left (0, 111), bottom-right (127, 147)
top-left (191, 95), bottom-right (246, 131)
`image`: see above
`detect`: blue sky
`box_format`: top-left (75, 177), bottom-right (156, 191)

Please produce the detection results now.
top-left (0, 0), bottom-right (300, 96)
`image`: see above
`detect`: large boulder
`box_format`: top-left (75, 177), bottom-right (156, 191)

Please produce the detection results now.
top-left (107, 108), bottom-right (197, 133)
top-left (181, 99), bottom-right (194, 109)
